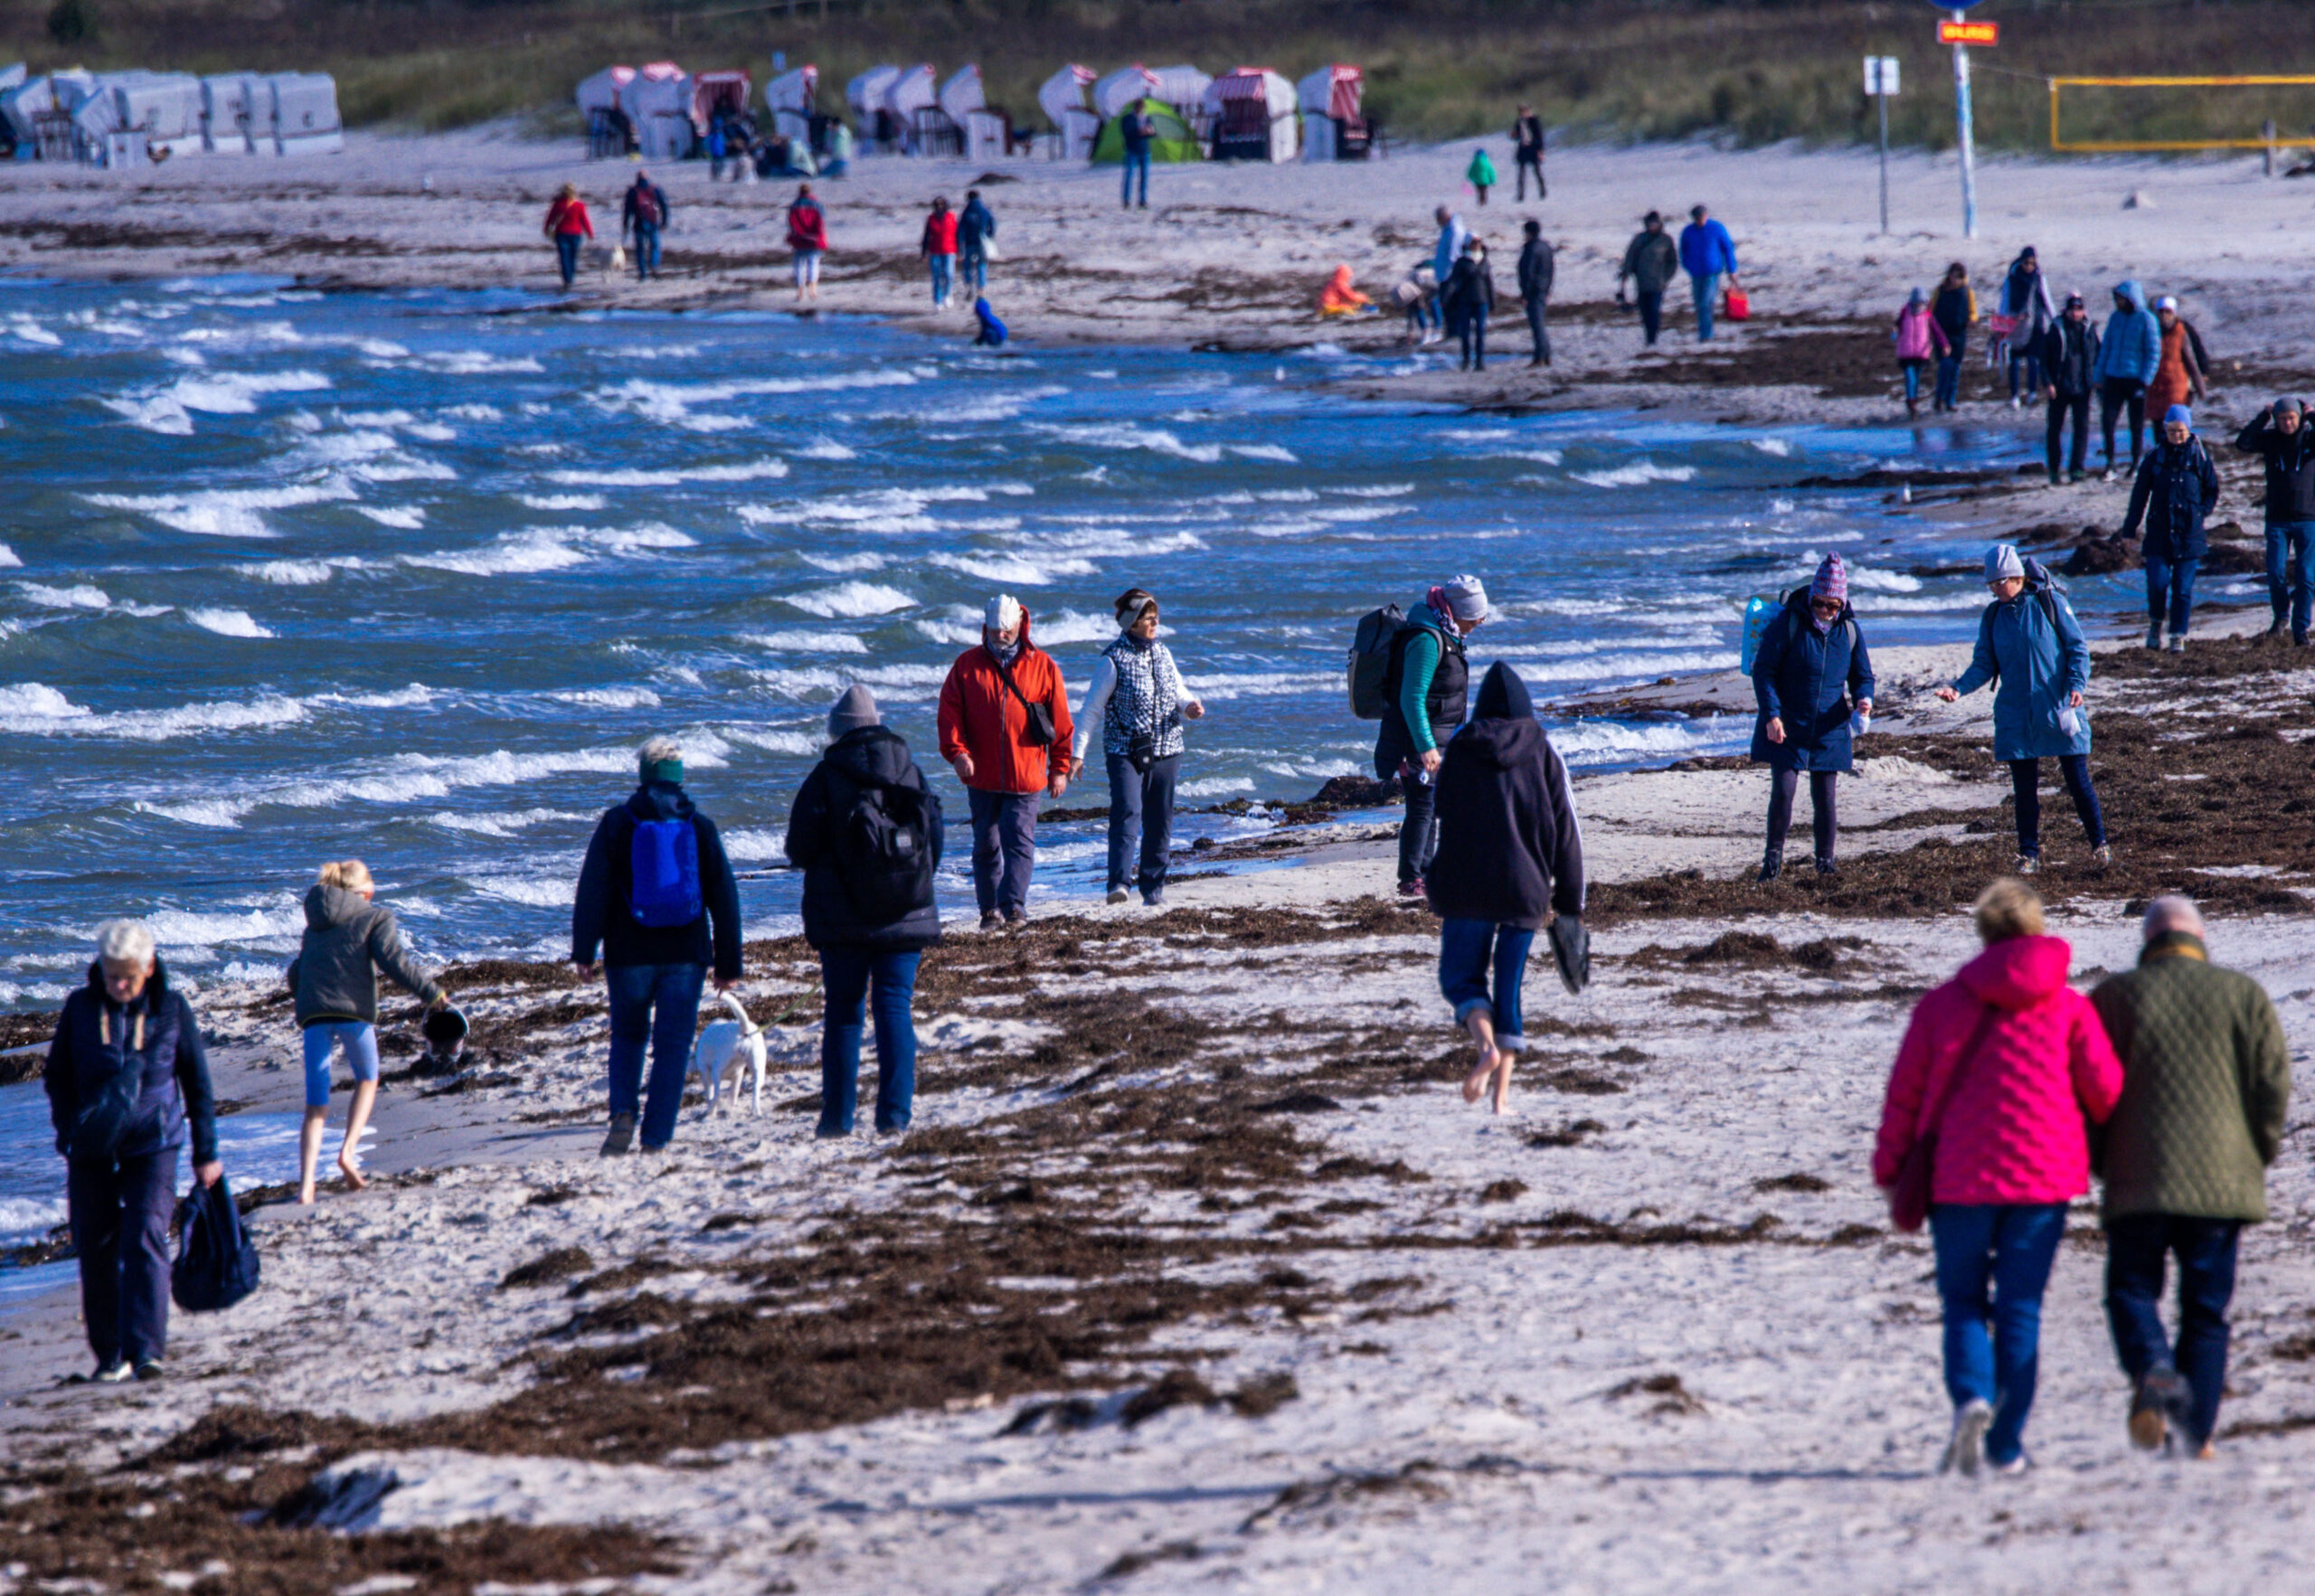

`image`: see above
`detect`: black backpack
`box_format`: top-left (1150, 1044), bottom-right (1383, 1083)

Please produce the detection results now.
top-left (172, 1176), bottom-right (260, 1314)
top-left (1346, 603), bottom-right (1409, 720)
top-left (827, 770), bottom-right (940, 923)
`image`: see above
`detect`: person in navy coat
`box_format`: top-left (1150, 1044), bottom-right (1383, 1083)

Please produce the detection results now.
top-left (1751, 553), bottom-right (1875, 881)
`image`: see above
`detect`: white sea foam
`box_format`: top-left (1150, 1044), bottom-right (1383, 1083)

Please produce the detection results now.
top-left (549, 686), bottom-right (662, 710)
top-left (718, 725), bottom-right (823, 756)
top-left (1228, 444), bottom-right (1300, 464)
top-left (323, 685), bottom-right (435, 710)
top-left (421, 351), bottom-right (545, 376)
top-left (1178, 777), bottom-right (1256, 798)
top-left (742, 630), bottom-right (871, 655)
top-left (0, 544), bottom-right (21, 569)
top-left (429, 807), bottom-right (590, 837)
top-left (519, 494), bottom-right (606, 511)
top-left (1572, 460), bottom-right (1699, 488)
top-left (799, 552), bottom-right (888, 573)
top-left (1548, 717), bottom-right (1737, 766)
top-left (86, 479), bottom-right (358, 540)
top-left (343, 410), bottom-right (414, 427)
top-left (1753, 438), bottom-right (1793, 457)
top-left (794, 438), bottom-right (857, 460)
top-left (1033, 422), bottom-right (1223, 463)
top-left (237, 558), bottom-right (359, 586)
top-left (101, 370), bottom-right (334, 435)
top-left (719, 827), bottom-right (791, 863)
top-left (357, 339), bottom-right (411, 359)
top-left (587, 370), bottom-right (921, 431)
top-left (0, 1195), bottom-right (69, 1244)
top-left (401, 532), bottom-right (592, 578)
top-left (1179, 671), bottom-right (1336, 701)
top-left (786, 581), bottom-right (914, 619)
top-left (184, 608), bottom-right (273, 639)
top-left (926, 552), bottom-right (1098, 586)
top-left (464, 873), bottom-right (575, 908)
top-left (1333, 484), bottom-right (1418, 498)
top-left (354, 506), bottom-right (427, 530)
top-left (136, 798), bottom-right (248, 828)
top-left (17, 582), bottom-right (109, 609)
top-left (546, 458), bottom-right (789, 488)
top-left (443, 404), bottom-right (503, 422)
top-left (8, 316), bottom-right (61, 347)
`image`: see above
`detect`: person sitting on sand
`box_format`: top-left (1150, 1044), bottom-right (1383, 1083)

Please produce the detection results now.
top-left (972, 297), bottom-right (1007, 348)
top-left (1318, 264), bottom-right (1371, 317)
top-left (543, 183), bottom-right (594, 291)
top-left (288, 860), bottom-right (448, 1204)
top-left (1750, 553), bottom-right (1874, 882)
top-left (1424, 662), bottom-right (1586, 1116)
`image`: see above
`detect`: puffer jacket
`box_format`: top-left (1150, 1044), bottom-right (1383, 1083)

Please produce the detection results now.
top-left (45, 956), bottom-right (217, 1166)
top-left (1950, 575), bottom-right (2092, 761)
top-left (2122, 434), bottom-right (2220, 562)
top-left (1424, 663), bottom-right (1584, 930)
top-left (2001, 261), bottom-right (2057, 343)
top-left (2094, 279), bottom-right (2161, 386)
top-left (785, 725), bottom-right (944, 953)
top-left (1749, 591), bottom-right (1874, 772)
top-left (2089, 934), bottom-right (2290, 1223)
top-left (1872, 935), bottom-right (2123, 1206)
top-left (1894, 304), bottom-right (1950, 364)
top-left (2232, 411), bottom-right (2315, 525)
top-left (288, 884), bottom-right (443, 1027)
top-left (1932, 282), bottom-right (1976, 354)
top-left (937, 609), bottom-right (1074, 794)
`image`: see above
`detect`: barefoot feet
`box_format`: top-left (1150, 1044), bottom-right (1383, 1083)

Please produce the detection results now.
top-left (336, 1156), bottom-right (368, 1192)
top-left (1461, 1044), bottom-right (1500, 1105)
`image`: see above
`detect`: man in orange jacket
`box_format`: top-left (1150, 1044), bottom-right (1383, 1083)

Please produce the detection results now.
top-left (937, 595), bottom-right (1074, 930)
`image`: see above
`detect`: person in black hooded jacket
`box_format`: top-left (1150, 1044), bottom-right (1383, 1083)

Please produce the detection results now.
top-left (785, 685), bottom-right (944, 1137)
top-left (2234, 398), bottom-right (2315, 643)
top-left (1424, 662), bottom-right (1587, 1116)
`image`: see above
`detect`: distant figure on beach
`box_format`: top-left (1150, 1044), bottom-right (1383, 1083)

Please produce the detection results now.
top-left (1465, 145), bottom-right (1497, 207)
top-left (572, 737), bottom-right (744, 1156)
top-left (1930, 262), bottom-right (1976, 412)
top-left (1397, 260), bottom-right (1441, 346)
top-left (2090, 895), bottom-right (2291, 1460)
top-left (787, 184), bottom-right (827, 307)
top-left (972, 297), bottom-right (1007, 347)
top-left (1072, 588), bottom-right (1205, 908)
top-left (2232, 397), bottom-right (2315, 643)
top-left (45, 919), bottom-right (221, 1384)
top-left (1677, 204), bottom-right (1738, 343)
top-left (619, 169), bottom-right (670, 283)
top-left (1510, 104), bottom-right (1545, 202)
top-left (1935, 544), bottom-right (2110, 874)
top-left (939, 596), bottom-right (1075, 930)
top-left (286, 859), bottom-right (447, 1204)
top-left (922, 195), bottom-right (959, 311)
top-left (2000, 248), bottom-right (2056, 408)
top-left (1516, 220), bottom-right (1554, 367)
top-left (822, 119), bottom-right (854, 177)
top-left (959, 188), bottom-right (997, 298)
top-left (2039, 291), bottom-right (2100, 483)
top-left (1616, 212), bottom-right (1677, 348)
top-left (1441, 237), bottom-right (1496, 373)
top-left (1424, 662), bottom-right (1585, 1116)
top-left (1120, 103), bottom-right (1154, 210)
top-left (2121, 405), bottom-right (2219, 653)
top-left (1318, 264), bottom-right (1371, 317)
top-left (543, 182), bottom-right (594, 290)
top-left (1873, 877), bottom-right (2123, 1478)
top-left (1894, 288), bottom-right (1951, 420)
top-left (1432, 205), bottom-right (1469, 327)
top-left (2147, 296), bottom-right (2207, 420)
top-left (1749, 553), bottom-right (1874, 883)
top-left (2095, 280), bottom-right (2162, 477)
top-left (785, 686), bottom-right (944, 1138)
top-left (1375, 575), bottom-right (1490, 899)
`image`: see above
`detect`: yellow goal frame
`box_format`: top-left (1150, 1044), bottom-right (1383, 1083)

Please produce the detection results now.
top-left (2049, 75), bottom-right (2315, 152)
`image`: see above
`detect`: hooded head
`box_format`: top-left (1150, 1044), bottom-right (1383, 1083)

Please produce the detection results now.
top-left (827, 684), bottom-right (880, 741)
top-left (1907, 287), bottom-right (1927, 308)
top-left (2113, 279), bottom-right (2147, 314)
top-left (1473, 659), bottom-right (1533, 722)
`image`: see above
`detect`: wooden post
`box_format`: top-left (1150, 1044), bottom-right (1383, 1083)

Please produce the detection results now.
top-left (2264, 118), bottom-right (2277, 176)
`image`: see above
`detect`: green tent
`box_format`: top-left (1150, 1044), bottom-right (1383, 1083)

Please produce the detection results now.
top-left (1090, 98), bottom-right (1203, 165)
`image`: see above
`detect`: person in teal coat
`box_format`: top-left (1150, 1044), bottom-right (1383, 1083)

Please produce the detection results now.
top-left (1466, 146), bottom-right (1497, 206)
top-left (1936, 543), bottom-right (2110, 874)
top-left (1750, 553), bottom-right (1874, 881)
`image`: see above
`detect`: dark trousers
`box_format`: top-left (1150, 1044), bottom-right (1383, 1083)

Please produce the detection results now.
top-left (554, 232), bottom-right (582, 288)
top-left (632, 223), bottom-right (660, 279)
top-left (1636, 288), bottom-right (1664, 346)
top-left (1524, 297), bottom-right (1551, 364)
top-left (2101, 377), bottom-right (2147, 469)
top-left (2146, 553), bottom-right (2199, 637)
top-left (1931, 1202), bottom-right (2067, 1467)
top-left (1438, 919), bottom-right (1535, 1050)
top-left (2263, 520), bottom-right (2315, 637)
top-left (68, 1149), bottom-right (177, 1370)
top-left (2008, 754), bottom-right (2105, 856)
top-left (1104, 751), bottom-right (1181, 896)
top-left (1458, 306), bottom-right (1488, 370)
top-left (1765, 767), bottom-right (1838, 864)
top-left (967, 788), bottom-right (1041, 916)
top-left (1375, 731), bottom-right (1439, 886)
top-left (2008, 351), bottom-right (2044, 401)
top-left (604, 960), bottom-right (705, 1149)
top-left (2046, 392), bottom-right (2091, 477)
top-left (1515, 153), bottom-right (1544, 202)
top-left (1933, 351), bottom-right (1964, 410)
top-left (817, 947), bottom-right (919, 1137)
top-left (2105, 1214), bottom-right (2242, 1447)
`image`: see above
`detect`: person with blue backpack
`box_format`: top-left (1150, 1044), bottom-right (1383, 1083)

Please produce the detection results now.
top-left (1749, 553), bottom-right (1874, 883)
top-left (572, 736), bottom-right (744, 1156)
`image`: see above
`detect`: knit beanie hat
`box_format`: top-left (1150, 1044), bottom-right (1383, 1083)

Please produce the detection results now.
top-left (1439, 574), bottom-right (1490, 623)
top-left (1809, 553), bottom-right (1847, 605)
top-left (827, 684), bottom-right (880, 741)
top-left (2275, 397), bottom-right (2303, 419)
top-left (1984, 543), bottom-right (2025, 583)
top-left (985, 594), bottom-right (1023, 634)
top-left (2164, 403), bottom-right (2193, 429)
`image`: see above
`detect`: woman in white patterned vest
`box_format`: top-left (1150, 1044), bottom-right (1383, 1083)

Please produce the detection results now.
top-left (1071, 589), bottom-right (1205, 905)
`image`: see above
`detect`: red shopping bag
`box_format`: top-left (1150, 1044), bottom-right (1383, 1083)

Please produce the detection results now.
top-left (1724, 286), bottom-right (1752, 322)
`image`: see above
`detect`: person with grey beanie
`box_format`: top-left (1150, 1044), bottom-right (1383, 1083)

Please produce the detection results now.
top-left (785, 685), bottom-right (944, 1137)
top-left (1376, 574), bottom-right (1491, 897)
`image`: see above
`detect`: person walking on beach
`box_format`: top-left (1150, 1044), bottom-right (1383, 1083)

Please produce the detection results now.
top-left (1934, 544), bottom-right (2111, 874)
top-left (2233, 397), bottom-right (2315, 643)
top-left (619, 169), bottom-right (670, 283)
top-left (787, 184), bottom-right (827, 307)
top-left (921, 195), bottom-right (959, 311)
top-left (2147, 296), bottom-right (2207, 421)
top-left (1894, 288), bottom-right (1951, 420)
top-left (1616, 212), bottom-right (1677, 349)
top-left (785, 686), bottom-right (944, 1138)
top-left (2039, 292), bottom-right (2101, 484)
top-left (1873, 877), bottom-right (2123, 1478)
top-left (1677, 204), bottom-right (1738, 343)
top-left (286, 859), bottom-right (448, 1205)
top-left (572, 737), bottom-right (744, 1156)
top-left (1375, 575), bottom-right (1490, 899)
top-left (45, 919), bottom-right (221, 1384)
top-left (1517, 220), bottom-right (1554, 367)
top-left (2000, 247), bottom-right (2057, 408)
top-left (1510, 104), bottom-right (1545, 202)
top-left (938, 595), bottom-right (1075, 930)
top-left (958, 188), bottom-right (997, 299)
top-left (1120, 102), bottom-right (1154, 210)
top-left (1749, 553), bottom-right (1874, 882)
top-left (2122, 405), bottom-right (2220, 653)
top-left (1071, 588), bottom-right (1205, 908)
top-left (1441, 237), bottom-right (1496, 373)
top-left (1930, 262), bottom-right (1976, 412)
top-left (1465, 145), bottom-right (1497, 207)
top-left (1426, 662), bottom-right (1585, 1117)
top-left (2096, 280), bottom-right (2162, 477)
top-left (543, 182), bottom-right (594, 290)
top-left (1432, 205), bottom-right (1469, 325)
top-left (2089, 895), bottom-right (2290, 1460)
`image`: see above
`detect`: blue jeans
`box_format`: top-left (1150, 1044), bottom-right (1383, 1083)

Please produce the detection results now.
top-left (2264, 520), bottom-right (2315, 637)
top-left (1901, 359), bottom-right (1927, 404)
top-left (67, 1148), bottom-right (176, 1370)
top-left (2009, 754), bottom-right (2106, 856)
top-left (1438, 919), bottom-right (1535, 1051)
top-left (632, 223), bottom-right (660, 279)
top-left (554, 232), bottom-right (582, 288)
top-left (1105, 751), bottom-right (1180, 897)
top-left (2105, 1214), bottom-right (2241, 1448)
top-left (301, 1021), bottom-right (379, 1110)
top-left (1930, 1203), bottom-right (2067, 1466)
top-left (1933, 352), bottom-right (1964, 410)
top-left (604, 961), bottom-right (706, 1149)
top-left (1374, 728), bottom-right (1439, 886)
top-left (2145, 553), bottom-right (2198, 636)
top-left (967, 788), bottom-right (1041, 917)
top-left (2008, 350), bottom-right (2044, 401)
top-left (929, 252), bottom-right (954, 304)
top-left (817, 948), bottom-right (920, 1136)
top-left (959, 245), bottom-right (987, 295)
top-left (1689, 272), bottom-right (1717, 340)
top-left (1121, 148), bottom-right (1150, 207)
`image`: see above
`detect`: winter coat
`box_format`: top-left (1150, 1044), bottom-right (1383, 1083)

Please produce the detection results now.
top-left (2089, 935), bottom-right (2291, 1223)
top-left (620, 180), bottom-right (670, 232)
top-left (1517, 238), bottom-right (1554, 305)
top-left (571, 782), bottom-right (744, 980)
top-left (2000, 263), bottom-right (2057, 342)
top-left (2147, 321), bottom-right (2205, 416)
top-left (784, 726), bottom-right (944, 953)
top-left (1677, 218), bottom-right (1736, 280)
top-left (2233, 411), bottom-right (2315, 524)
top-left (1381, 604), bottom-right (1469, 757)
top-left (1082, 633), bottom-right (1190, 761)
top-left (787, 199), bottom-right (827, 252)
top-left (937, 609), bottom-right (1075, 794)
top-left (2037, 316), bottom-right (2101, 401)
top-left (1620, 229), bottom-right (1677, 296)
top-left (1894, 304), bottom-right (1951, 364)
top-left (1951, 576), bottom-right (2092, 761)
top-left (1465, 148), bottom-right (1497, 187)
top-left (1512, 114), bottom-right (1545, 159)
top-left (1441, 256), bottom-right (1496, 329)
top-left (544, 197), bottom-right (594, 239)
top-left (921, 211), bottom-right (959, 256)
top-left (2093, 279), bottom-right (2161, 387)
top-left (1433, 216), bottom-right (1469, 287)
top-left (2122, 435), bottom-right (2220, 562)
top-left (1872, 935), bottom-right (2123, 1206)
top-left (45, 956), bottom-right (217, 1166)
top-left (1425, 664), bottom-right (1584, 930)
top-left (287, 885), bottom-right (442, 1027)
top-left (1932, 283), bottom-right (1976, 354)
top-left (1749, 593), bottom-right (1875, 772)
top-left (959, 197), bottom-right (996, 253)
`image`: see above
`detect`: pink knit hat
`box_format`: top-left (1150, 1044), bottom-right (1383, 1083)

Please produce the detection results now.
top-left (1809, 553), bottom-right (1848, 605)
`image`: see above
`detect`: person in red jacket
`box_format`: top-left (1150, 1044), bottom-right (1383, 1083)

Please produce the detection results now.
top-left (787, 184), bottom-right (827, 307)
top-left (936, 595), bottom-right (1073, 930)
top-left (543, 183), bottom-right (595, 289)
top-left (1873, 877), bottom-right (2124, 1478)
top-left (921, 194), bottom-right (959, 311)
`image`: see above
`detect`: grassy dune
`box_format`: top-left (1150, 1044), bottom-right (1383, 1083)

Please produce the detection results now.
top-left (6, 1), bottom-right (2315, 150)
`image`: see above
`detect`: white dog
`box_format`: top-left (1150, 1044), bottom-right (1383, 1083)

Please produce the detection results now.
top-left (688, 991), bottom-right (765, 1115)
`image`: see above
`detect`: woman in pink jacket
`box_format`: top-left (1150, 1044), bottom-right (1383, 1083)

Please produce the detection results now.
top-left (1873, 877), bottom-right (2123, 1477)
top-left (1894, 286), bottom-right (1952, 420)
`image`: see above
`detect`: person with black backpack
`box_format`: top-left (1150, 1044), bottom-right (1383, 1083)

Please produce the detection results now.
top-left (572, 736), bottom-right (743, 1156)
top-left (785, 686), bottom-right (943, 1138)
top-left (1365, 575), bottom-right (1490, 898)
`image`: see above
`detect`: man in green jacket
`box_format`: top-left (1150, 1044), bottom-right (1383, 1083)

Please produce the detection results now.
top-left (2090, 895), bottom-right (2291, 1459)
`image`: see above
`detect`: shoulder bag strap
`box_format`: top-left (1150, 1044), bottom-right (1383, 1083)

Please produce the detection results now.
top-left (989, 647), bottom-right (1043, 719)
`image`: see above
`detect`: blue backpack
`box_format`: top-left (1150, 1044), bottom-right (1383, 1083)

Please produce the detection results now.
top-left (628, 817), bottom-right (703, 928)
